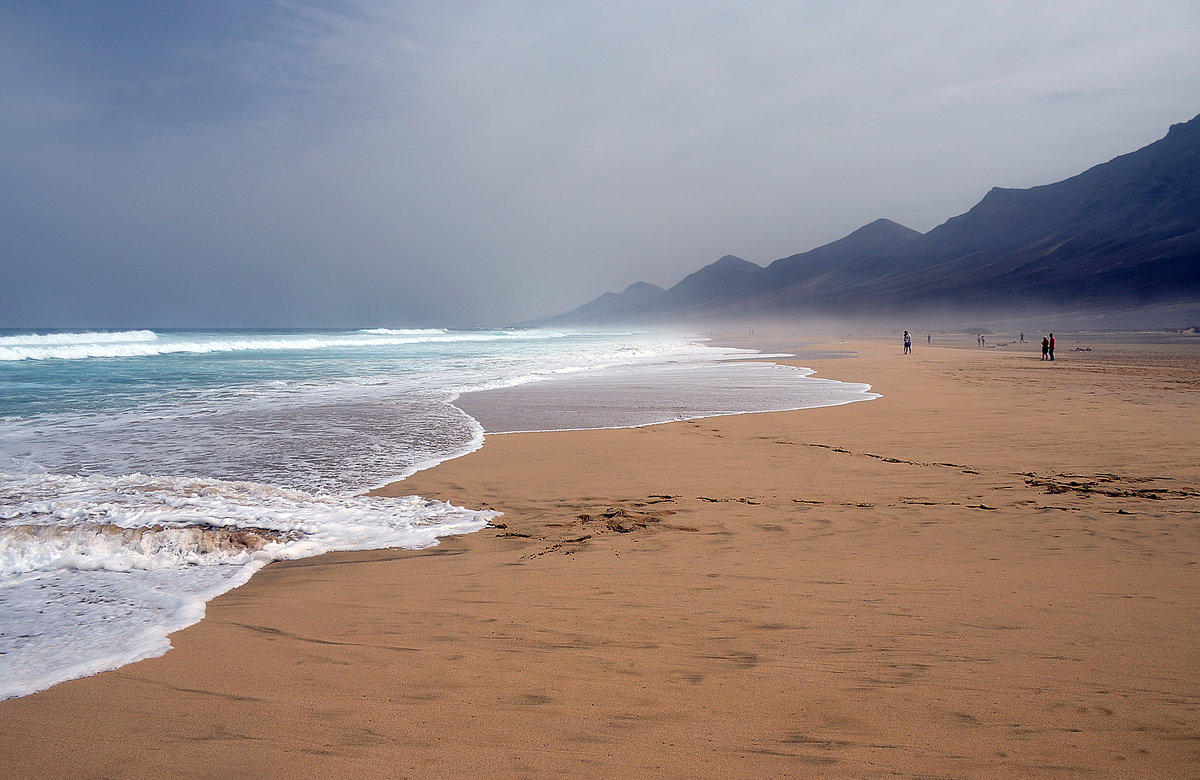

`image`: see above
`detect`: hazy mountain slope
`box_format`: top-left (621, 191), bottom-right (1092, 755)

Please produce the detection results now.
top-left (657, 255), bottom-right (764, 312)
top-left (857, 113), bottom-right (1200, 309)
top-left (549, 112), bottom-right (1200, 323)
top-left (762, 218), bottom-right (923, 294)
top-left (545, 281), bottom-right (666, 325)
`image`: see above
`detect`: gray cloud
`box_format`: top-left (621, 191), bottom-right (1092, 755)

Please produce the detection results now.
top-left (3, 0), bottom-right (1199, 326)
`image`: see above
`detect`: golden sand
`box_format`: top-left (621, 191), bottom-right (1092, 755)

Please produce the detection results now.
top-left (2, 332), bottom-right (1198, 777)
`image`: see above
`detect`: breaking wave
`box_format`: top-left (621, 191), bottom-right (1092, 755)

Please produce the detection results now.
top-left (0, 328), bottom-right (555, 361)
top-left (0, 466), bottom-right (496, 701)
top-left (0, 330), bottom-right (158, 347)
top-left (0, 469), bottom-right (496, 577)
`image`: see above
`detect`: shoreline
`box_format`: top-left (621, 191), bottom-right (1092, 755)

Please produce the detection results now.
top-left (2, 331), bottom-right (1198, 777)
top-left (449, 337), bottom-right (878, 436)
top-left (0, 332), bottom-right (868, 705)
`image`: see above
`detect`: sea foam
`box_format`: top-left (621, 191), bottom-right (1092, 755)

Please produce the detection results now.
top-left (0, 328), bottom-right (560, 361)
top-left (0, 469), bottom-right (496, 575)
top-left (0, 467), bottom-right (495, 700)
top-left (0, 330), bottom-right (158, 346)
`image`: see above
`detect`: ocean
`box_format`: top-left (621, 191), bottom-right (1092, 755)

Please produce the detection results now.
top-left (0, 327), bottom-right (877, 700)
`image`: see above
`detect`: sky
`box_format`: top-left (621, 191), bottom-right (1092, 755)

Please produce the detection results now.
top-left (3, 0), bottom-right (1199, 327)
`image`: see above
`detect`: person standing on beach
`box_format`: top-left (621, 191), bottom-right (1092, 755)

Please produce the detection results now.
top-left (1048, 333), bottom-right (1055, 361)
top-left (903, 330), bottom-right (912, 355)
top-left (1041, 336), bottom-right (1049, 360)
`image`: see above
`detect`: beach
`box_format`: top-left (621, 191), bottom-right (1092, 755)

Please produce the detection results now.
top-left (2, 331), bottom-right (1198, 777)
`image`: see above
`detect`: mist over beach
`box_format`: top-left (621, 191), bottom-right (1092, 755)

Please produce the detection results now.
top-left (3, 1), bottom-right (1199, 329)
top-left (3, 1), bottom-right (1200, 777)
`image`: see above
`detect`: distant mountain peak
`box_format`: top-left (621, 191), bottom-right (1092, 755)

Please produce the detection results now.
top-left (1166, 112), bottom-right (1200, 138)
top-left (537, 279), bottom-right (664, 325)
top-left (621, 281), bottom-right (666, 296)
top-left (968, 186), bottom-right (1026, 213)
top-left (841, 218), bottom-right (923, 244)
top-left (857, 217), bottom-right (918, 233)
top-left (708, 254), bottom-right (761, 271)
top-left (660, 254), bottom-right (764, 308)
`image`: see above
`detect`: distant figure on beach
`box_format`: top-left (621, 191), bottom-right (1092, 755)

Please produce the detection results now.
top-left (1020, 332), bottom-right (1025, 343)
top-left (903, 330), bottom-right (911, 355)
top-left (1041, 336), bottom-right (1049, 360)
top-left (927, 333), bottom-right (931, 344)
top-left (1048, 333), bottom-right (1055, 361)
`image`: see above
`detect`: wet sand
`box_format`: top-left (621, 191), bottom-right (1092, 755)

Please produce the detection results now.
top-left (1, 331), bottom-right (1198, 777)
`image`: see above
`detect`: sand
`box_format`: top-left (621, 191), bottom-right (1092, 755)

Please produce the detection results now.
top-left (2, 331), bottom-right (1198, 778)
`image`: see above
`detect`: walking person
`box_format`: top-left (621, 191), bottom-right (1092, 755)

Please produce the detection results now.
top-left (1041, 336), bottom-right (1049, 361)
top-left (903, 330), bottom-right (912, 355)
top-left (1048, 333), bottom-right (1055, 361)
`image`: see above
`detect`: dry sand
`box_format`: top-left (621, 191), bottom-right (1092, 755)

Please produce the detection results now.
top-left (2, 332), bottom-right (1199, 778)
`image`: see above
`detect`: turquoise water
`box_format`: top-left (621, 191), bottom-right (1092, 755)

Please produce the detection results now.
top-left (1, 328), bottom-right (713, 492)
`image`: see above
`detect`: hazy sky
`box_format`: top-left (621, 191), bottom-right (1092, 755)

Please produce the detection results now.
top-left (3, 1), bottom-right (1199, 327)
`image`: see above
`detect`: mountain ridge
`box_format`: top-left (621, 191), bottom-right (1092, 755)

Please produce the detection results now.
top-left (547, 112), bottom-right (1200, 325)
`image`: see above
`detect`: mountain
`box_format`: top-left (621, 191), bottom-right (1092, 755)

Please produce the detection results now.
top-left (760, 218), bottom-right (923, 296)
top-left (658, 255), bottom-right (763, 312)
top-left (844, 113), bottom-right (1200, 311)
top-left (548, 281), bottom-right (666, 324)
top-left (552, 112), bottom-right (1200, 323)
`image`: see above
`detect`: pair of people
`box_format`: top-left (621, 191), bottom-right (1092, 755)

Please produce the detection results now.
top-left (903, 330), bottom-right (912, 355)
top-left (1041, 333), bottom-right (1055, 361)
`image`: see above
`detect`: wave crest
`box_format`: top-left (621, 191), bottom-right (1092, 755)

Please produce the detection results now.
top-left (0, 329), bottom-right (532, 361)
top-left (0, 521), bottom-right (295, 573)
top-left (0, 470), bottom-right (497, 576)
top-left (0, 330), bottom-right (157, 347)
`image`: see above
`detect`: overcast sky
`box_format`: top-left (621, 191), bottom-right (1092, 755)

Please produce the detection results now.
top-left (3, 1), bottom-right (1199, 327)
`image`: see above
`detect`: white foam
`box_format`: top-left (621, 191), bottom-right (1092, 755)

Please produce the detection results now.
top-left (0, 564), bottom-right (245, 702)
top-left (0, 470), bottom-right (496, 576)
top-left (0, 329), bottom-right (549, 361)
top-left (0, 468), bottom-right (496, 700)
top-left (457, 360), bottom-right (881, 434)
top-left (0, 330), bottom-right (158, 347)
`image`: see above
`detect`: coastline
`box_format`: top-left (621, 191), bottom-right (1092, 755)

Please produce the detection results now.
top-left (1, 331), bottom-right (1198, 777)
